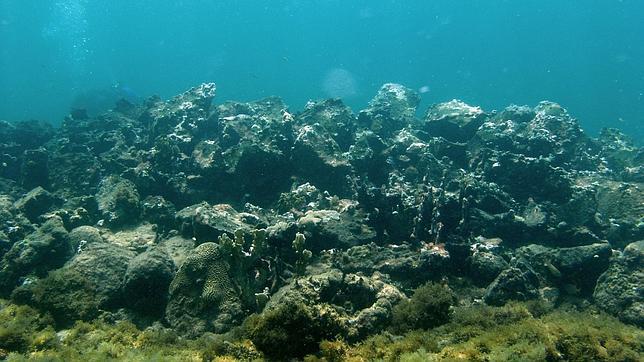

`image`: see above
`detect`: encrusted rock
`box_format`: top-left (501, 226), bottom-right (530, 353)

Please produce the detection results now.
top-left (0, 216), bottom-right (71, 295)
top-left (14, 186), bottom-right (57, 223)
top-left (515, 243), bottom-right (612, 295)
top-left (467, 251), bottom-right (509, 286)
top-left (336, 242), bottom-right (450, 288)
top-left (68, 225), bottom-right (104, 252)
top-left (141, 195), bottom-right (176, 233)
top-left (484, 262), bottom-right (540, 306)
top-left (121, 247), bottom-right (176, 316)
top-left (423, 99), bottom-right (487, 142)
top-left (297, 207), bottom-right (375, 252)
top-left (146, 82), bottom-right (216, 141)
top-left (158, 235), bottom-right (195, 270)
top-left (292, 123), bottom-right (354, 196)
top-left (298, 98), bottom-right (356, 150)
top-left (357, 83), bottom-right (420, 137)
top-left (20, 148), bottom-right (49, 189)
top-left (96, 175), bottom-right (141, 228)
top-left (265, 267), bottom-right (404, 340)
top-left (176, 202), bottom-right (253, 243)
top-left (594, 180), bottom-right (644, 248)
top-left (593, 240), bottom-right (643, 326)
top-left (11, 242), bottom-right (135, 326)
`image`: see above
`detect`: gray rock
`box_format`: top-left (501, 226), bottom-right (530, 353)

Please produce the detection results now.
top-left (297, 208), bottom-right (375, 252)
top-left (14, 186), bottom-right (57, 222)
top-left (141, 195), bottom-right (176, 233)
top-left (0, 194), bottom-right (33, 245)
top-left (471, 101), bottom-right (594, 169)
top-left (298, 98), bottom-right (356, 150)
top-left (595, 180), bottom-right (644, 248)
top-left (158, 234), bottom-right (195, 270)
top-left (358, 83), bottom-right (420, 137)
top-left (11, 241), bottom-right (135, 326)
top-left (175, 202), bottom-right (252, 243)
top-left (122, 247), bottom-right (176, 316)
top-left (552, 243), bottom-right (612, 293)
top-left (468, 251), bottom-right (509, 286)
top-left (0, 120), bottom-right (54, 183)
top-left (292, 123), bottom-right (354, 197)
top-left (423, 100), bottom-right (487, 142)
top-left (593, 240), bottom-right (643, 326)
top-left (182, 96), bottom-right (293, 206)
top-left (65, 242), bottom-right (135, 306)
top-left (515, 243), bottom-right (612, 295)
top-left (484, 263), bottom-right (540, 306)
top-left (20, 148), bottom-right (49, 189)
top-left (68, 225), bottom-right (104, 252)
top-left (0, 216), bottom-right (71, 295)
top-left (146, 82), bottom-right (216, 141)
top-left (336, 242), bottom-right (450, 289)
top-left (96, 175), bottom-right (141, 228)
top-left (596, 128), bottom-right (643, 182)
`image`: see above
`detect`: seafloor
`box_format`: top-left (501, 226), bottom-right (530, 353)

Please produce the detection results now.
top-left (0, 83), bottom-right (642, 361)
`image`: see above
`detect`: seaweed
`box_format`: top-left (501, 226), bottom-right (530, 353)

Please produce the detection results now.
top-left (390, 282), bottom-right (457, 333)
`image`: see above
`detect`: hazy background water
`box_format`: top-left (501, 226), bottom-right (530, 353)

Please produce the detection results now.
top-left (1, 0), bottom-right (642, 141)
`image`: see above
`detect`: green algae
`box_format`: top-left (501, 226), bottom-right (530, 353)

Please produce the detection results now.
top-left (2, 298), bottom-right (640, 361)
top-left (390, 282), bottom-right (457, 333)
top-left (342, 303), bottom-right (643, 362)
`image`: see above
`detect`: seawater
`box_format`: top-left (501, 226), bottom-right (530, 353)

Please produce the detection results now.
top-left (0, 0), bottom-right (642, 141)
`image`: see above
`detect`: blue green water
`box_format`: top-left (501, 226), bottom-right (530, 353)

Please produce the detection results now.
top-left (1, 1), bottom-right (642, 141)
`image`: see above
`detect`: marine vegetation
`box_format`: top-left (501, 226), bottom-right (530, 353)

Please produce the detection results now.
top-left (1, 299), bottom-right (642, 361)
top-left (0, 83), bottom-right (642, 360)
top-left (390, 282), bottom-right (457, 333)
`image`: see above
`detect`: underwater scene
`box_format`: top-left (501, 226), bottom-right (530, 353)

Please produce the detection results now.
top-left (0, 1), bottom-right (643, 361)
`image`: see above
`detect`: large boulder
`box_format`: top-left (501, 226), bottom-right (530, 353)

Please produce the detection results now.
top-left (292, 123), bottom-right (354, 196)
top-left (96, 175), bottom-right (141, 228)
top-left (0, 120), bottom-right (54, 182)
top-left (335, 242), bottom-right (450, 289)
top-left (183, 97), bottom-right (294, 206)
top-left (594, 180), bottom-right (644, 248)
top-left (11, 242), bottom-right (135, 326)
top-left (484, 261), bottom-right (540, 306)
top-left (467, 250), bottom-right (509, 287)
top-left (0, 195), bottom-right (33, 248)
top-left (593, 240), bottom-right (644, 326)
top-left (175, 202), bottom-right (255, 243)
top-left (296, 207), bottom-right (375, 252)
top-left (67, 225), bottom-right (104, 253)
top-left (297, 98), bottom-right (356, 150)
top-left (515, 243), bottom-right (612, 296)
top-left (13, 187), bottom-right (57, 223)
top-left (357, 83), bottom-right (420, 137)
top-left (423, 100), bottom-right (487, 142)
top-left (0, 216), bottom-right (71, 296)
top-left (145, 82), bottom-right (217, 141)
top-left (121, 247), bottom-right (176, 317)
top-left (20, 148), bottom-right (50, 189)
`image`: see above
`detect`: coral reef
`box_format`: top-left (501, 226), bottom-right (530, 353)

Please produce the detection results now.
top-left (0, 82), bottom-right (641, 360)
